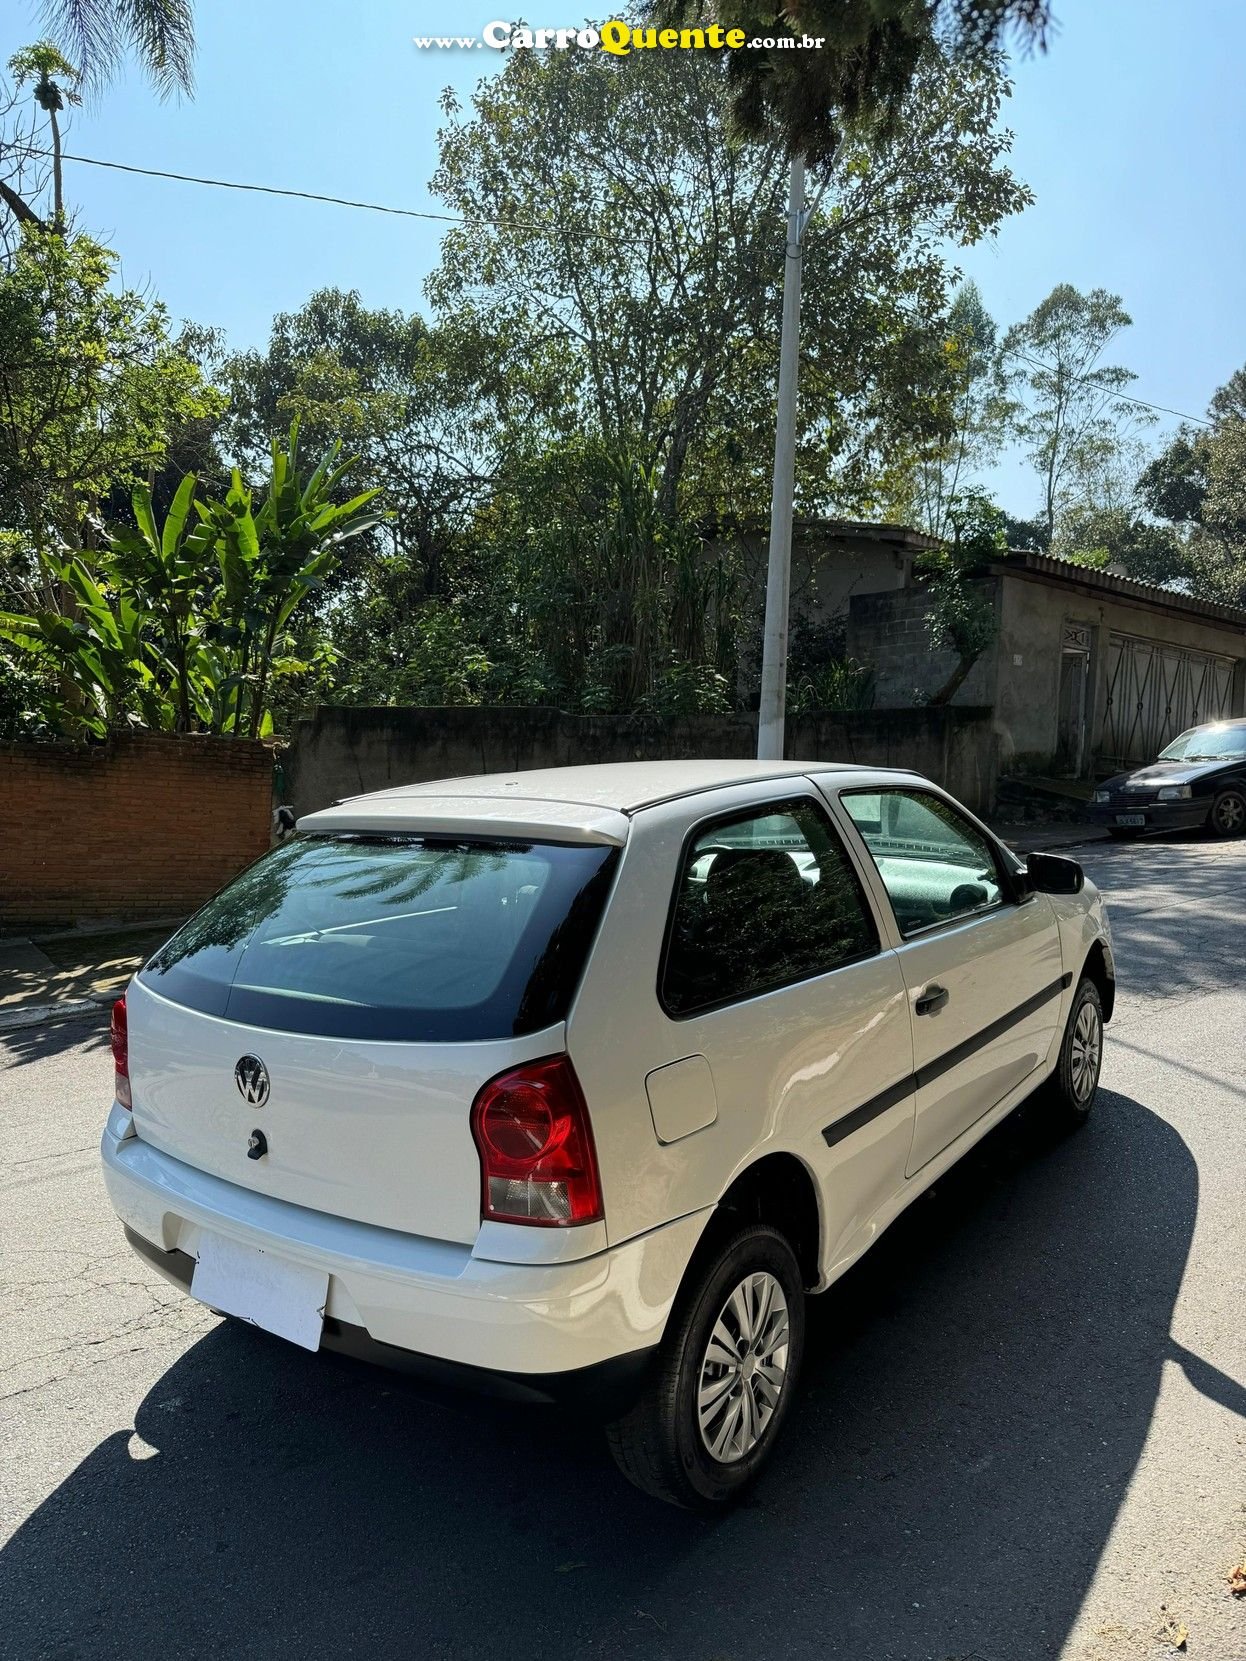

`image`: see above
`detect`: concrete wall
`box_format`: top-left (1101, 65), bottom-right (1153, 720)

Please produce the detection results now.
top-left (845, 583), bottom-right (1001, 709)
top-left (284, 703), bottom-right (1000, 818)
top-left (716, 524), bottom-right (921, 686)
top-left (0, 736), bottom-right (274, 932)
top-left (788, 528), bottom-right (913, 622)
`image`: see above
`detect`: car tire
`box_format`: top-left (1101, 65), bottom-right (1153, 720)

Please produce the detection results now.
top-left (1047, 976), bottom-right (1104, 1128)
top-left (1209, 788), bottom-right (1246, 838)
top-left (605, 1223), bottom-right (805, 1510)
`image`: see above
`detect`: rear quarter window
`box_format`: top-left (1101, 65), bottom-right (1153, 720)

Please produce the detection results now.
top-left (660, 797), bottom-right (878, 1016)
top-left (141, 834), bottom-right (618, 1041)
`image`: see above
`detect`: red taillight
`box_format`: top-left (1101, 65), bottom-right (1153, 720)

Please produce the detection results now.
top-left (111, 996), bottom-right (132, 1110)
top-left (470, 1056), bottom-right (602, 1227)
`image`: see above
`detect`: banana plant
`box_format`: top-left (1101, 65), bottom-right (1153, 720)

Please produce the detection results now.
top-left (105, 473), bottom-right (220, 731)
top-left (199, 420), bottom-right (383, 738)
top-left (1, 422), bottom-right (383, 738)
top-left (0, 549), bottom-right (174, 735)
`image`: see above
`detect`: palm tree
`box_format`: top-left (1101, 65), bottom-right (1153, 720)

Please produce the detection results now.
top-left (38, 0), bottom-right (195, 97)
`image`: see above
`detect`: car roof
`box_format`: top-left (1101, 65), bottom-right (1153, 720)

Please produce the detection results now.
top-left (296, 759), bottom-right (917, 842)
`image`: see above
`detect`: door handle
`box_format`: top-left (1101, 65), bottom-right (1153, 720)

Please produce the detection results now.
top-left (915, 984), bottom-right (949, 1016)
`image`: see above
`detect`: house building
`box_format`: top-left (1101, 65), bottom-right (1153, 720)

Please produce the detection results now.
top-left (840, 546), bottom-right (1246, 777)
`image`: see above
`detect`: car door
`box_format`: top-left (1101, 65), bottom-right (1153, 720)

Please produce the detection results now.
top-left (837, 787), bottom-right (1064, 1177)
top-left (568, 784), bottom-right (916, 1276)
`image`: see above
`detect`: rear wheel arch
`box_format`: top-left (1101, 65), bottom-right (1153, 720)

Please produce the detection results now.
top-left (1080, 939), bottom-right (1115, 1023)
top-left (702, 1152), bottom-right (822, 1290)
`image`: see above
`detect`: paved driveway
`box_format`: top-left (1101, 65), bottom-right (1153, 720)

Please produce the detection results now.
top-left (2, 836), bottom-right (1243, 1661)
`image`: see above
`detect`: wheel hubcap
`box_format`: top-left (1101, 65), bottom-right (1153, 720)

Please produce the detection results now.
top-left (1215, 794), bottom-right (1244, 832)
top-left (1070, 1001), bottom-right (1102, 1103)
top-left (697, 1271), bottom-right (789, 1464)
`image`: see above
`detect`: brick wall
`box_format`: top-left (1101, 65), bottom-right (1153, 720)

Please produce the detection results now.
top-left (0, 736), bottom-right (274, 932)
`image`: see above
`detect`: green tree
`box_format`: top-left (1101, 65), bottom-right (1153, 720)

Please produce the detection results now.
top-left (911, 282), bottom-right (1005, 540)
top-left (1056, 504), bottom-right (1187, 585)
top-left (1137, 428), bottom-right (1208, 527)
top-left (331, 437), bottom-right (740, 717)
top-left (920, 490), bottom-right (1006, 705)
top-left (6, 43), bottom-right (80, 232)
top-left (654, 2), bottom-right (1051, 162)
top-left (999, 284), bottom-right (1152, 541)
top-left (430, 42), bottom-right (1030, 524)
top-left (1003, 514), bottom-right (1049, 553)
top-left (1132, 365), bottom-right (1246, 610)
top-left (3, 6), bottom-right (195, 254)
top-left (195, 422), bottom-right (385, 736)
top-left (222, 290), bottom-right (492, 607)
top-left (0, 227), bottom-right (220, 598)
top-left (1187, 413), bottom-right (1246, 609)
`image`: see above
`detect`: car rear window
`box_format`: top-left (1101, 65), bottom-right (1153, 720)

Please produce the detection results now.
top-left (140, 834), bottom-right (618, 1041)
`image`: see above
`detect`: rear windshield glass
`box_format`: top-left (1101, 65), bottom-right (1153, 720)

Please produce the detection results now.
top-left (141, 834), bottom-right (618, 1041)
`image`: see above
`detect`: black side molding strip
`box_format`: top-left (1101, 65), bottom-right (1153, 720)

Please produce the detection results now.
top-left (914, 972), bottom-right (1071, 1090)
top-left (821, 971), bottom-right (1073, 1148)
top-left (821, 1076), bottom-right (915, 1148)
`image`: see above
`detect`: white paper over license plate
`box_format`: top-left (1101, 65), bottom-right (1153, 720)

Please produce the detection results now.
top-left (1115, 813), bottom-right (1146, 826)
top-left (191, 1231), bottom-right (328, 1351)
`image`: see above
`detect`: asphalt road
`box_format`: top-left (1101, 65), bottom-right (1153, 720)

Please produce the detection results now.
top-left (2, 835), bottom-right (1243, 1661)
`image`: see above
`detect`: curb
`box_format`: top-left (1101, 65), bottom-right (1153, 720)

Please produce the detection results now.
top-left (0, 997), bottom-right (109, 1034)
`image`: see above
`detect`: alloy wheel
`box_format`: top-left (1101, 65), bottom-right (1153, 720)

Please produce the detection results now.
top-left (1070, 999), bottom-right (1102, 1103)
top-left (1212, 792), bottom-right (1246, 835)
top-left (697, 1271), bottom-right (790, 1464)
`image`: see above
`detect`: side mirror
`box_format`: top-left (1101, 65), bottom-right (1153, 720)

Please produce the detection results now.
top-left (1025, 850), bottom-right (1085, 896)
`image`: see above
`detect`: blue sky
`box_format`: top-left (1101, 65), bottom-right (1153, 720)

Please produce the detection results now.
top-left (4, 1), bottom-right (1244, 516)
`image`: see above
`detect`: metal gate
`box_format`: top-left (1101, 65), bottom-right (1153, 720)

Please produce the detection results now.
top-left (1099, 633), bottom-right (1236, 767)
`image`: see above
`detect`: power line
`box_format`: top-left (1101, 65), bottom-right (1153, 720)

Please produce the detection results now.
top-left (34, 148), bottom-right (649, 246)
top-left (1001, 347), bottom-right (1212, 428)
top-left (5, 147), bottom-right (1218, 428)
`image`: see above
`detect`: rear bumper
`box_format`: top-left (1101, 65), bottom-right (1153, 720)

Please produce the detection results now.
top-left (101, 1107), bottom-right (708, 1389)
top-left (1088, 799), bottom-right (1208, 833)
top-left (123, 1225), bottom-right (655, 1415)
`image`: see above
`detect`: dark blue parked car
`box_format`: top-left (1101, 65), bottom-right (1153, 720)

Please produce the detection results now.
top-left (1090, 718), bottom-right (1246, 839)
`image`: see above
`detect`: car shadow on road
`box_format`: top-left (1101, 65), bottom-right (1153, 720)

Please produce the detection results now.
top-left (3, 1089), bottom-right (1236, 1661)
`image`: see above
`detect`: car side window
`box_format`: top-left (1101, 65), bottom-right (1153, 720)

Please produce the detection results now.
top-left (661, 797), bottom-right (879, 1017)
top-left (842, 789), bottom-right (1005, 938)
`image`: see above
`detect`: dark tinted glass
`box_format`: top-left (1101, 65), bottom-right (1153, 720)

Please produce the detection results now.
top-left (141, 834), bottom-right (617, 1041)
top-left (661, 798), bottom-right (878, 1016)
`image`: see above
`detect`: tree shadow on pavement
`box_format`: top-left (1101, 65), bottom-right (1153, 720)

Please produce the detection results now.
top-left (1077, 836), bottom-right (1245, 1002)
top-left (2, 1089), bottom-right (1231, 1661)
top-left (0, 1009), bottom-right (111, 1068)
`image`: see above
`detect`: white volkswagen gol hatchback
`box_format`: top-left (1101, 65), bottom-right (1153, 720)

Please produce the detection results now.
top-left (102, 761), bottom-right (1113, 1508)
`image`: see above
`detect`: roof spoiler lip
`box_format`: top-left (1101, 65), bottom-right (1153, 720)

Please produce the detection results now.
top-left (294, 799), bottom-right (630, 849)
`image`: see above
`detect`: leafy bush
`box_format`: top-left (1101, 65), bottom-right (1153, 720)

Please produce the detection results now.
top-left (0, 422), bottom-right (381, 738)
top-left (788, 657), bottom-right (876, 714)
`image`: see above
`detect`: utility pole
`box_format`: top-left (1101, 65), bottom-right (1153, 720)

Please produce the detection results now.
top-left (756, 152), bottom-right (807, 761)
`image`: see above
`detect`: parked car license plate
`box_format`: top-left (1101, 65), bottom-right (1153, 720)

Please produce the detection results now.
top-left (190, 1231), bottom-right (328, 1351)
top-left (1115, 813), bottom-right (1146, 827)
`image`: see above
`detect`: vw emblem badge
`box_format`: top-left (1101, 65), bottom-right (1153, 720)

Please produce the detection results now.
top-left (234, 1055), bottom-right (270, 1106)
